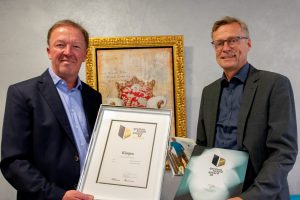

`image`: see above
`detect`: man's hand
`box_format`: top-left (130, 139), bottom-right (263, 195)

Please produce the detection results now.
top-left (62, 190), bottom-right (94, 200)
top-left (228, 197), bottom-right (242, 200)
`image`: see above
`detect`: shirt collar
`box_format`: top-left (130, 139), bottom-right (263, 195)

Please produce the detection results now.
top-left (48, 67), bottom-right (82, 90)
top-left (221, 63), bottom-right (249, 83)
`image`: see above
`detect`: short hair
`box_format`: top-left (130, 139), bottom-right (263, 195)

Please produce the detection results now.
top-left (47, 19), bottom-right (89, 48)
top-left (211, 16), bottom-right (250, 39)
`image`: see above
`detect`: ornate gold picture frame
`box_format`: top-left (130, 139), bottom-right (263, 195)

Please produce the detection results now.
top-left (85, 35), bottom-right (186, 137)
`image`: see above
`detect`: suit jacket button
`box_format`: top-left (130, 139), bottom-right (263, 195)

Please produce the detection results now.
top-left (74, 155), bottom-right (79, 162)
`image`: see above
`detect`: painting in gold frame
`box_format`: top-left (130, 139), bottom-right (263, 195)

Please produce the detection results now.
top-left (85, 35), bottom-right (186, 137)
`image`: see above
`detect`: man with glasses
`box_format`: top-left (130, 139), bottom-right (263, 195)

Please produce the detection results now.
top-left (197, 16), bottom-right (297, 199)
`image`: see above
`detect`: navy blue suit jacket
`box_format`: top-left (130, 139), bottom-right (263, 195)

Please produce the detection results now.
top-left (1, 70), bottom-right (102, 200)
top-left (197, 65), bottom-right (298, 199)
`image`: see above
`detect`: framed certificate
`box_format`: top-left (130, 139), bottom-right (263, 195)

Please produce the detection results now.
top-left (78, 105), bottom-right (172, 200)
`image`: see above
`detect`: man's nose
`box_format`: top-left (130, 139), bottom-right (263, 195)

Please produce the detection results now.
top-left (222, 41), bottom-right (232, 50)
top-left (63, 45), bottom-right (72, 55)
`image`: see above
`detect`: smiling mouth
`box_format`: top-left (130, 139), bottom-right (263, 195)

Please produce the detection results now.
top-left (221, 54), bottom-right (236, 59)
top-left (61, 60), bottom-right (73, 63)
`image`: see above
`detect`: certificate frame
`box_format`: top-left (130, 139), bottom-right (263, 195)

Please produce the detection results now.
top-left (85, 35), bottom-right (186, 137)
top-left (78, 105), bottom-right (172, 200)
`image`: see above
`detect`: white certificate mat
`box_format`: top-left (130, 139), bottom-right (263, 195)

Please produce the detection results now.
top-left (78, 105), bottom-right (172, 200)
top-left (97, 120), bottom-right (156, 188)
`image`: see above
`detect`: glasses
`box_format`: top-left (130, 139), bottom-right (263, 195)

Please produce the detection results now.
top-left (211, 36), bottom-right (248, 49)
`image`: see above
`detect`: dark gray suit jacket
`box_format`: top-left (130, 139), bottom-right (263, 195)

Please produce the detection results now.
top-left (197, 65), bottom-right (298, 200)
top-left (1, 70), bottom-right (102, 200)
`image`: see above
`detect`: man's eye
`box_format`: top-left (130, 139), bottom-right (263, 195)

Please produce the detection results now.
top-left (56, 43), bottom-right (65, 48)
top-left (230, 38), bottom-right (238, 43)
top-left (216, 41), bottom-right (223, 46)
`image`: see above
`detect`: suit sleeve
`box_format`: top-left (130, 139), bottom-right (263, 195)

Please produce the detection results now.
top-left (0, 85), bottom-right (65, 200)
top-left (241, 76), bottom-right (298, 199)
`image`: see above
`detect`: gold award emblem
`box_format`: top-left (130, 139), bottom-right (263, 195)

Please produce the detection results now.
top-left (212, 154), bottom-right (226, 167)
top-left (118, 125), bottom-right (132, 139)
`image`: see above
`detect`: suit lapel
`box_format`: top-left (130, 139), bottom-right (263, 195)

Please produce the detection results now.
top-left (237, 66), bottom-right (259, 149)
top-left (37, 70), bottom-right (76, 145)
top-left (207, 80), bottom-right (222, 147)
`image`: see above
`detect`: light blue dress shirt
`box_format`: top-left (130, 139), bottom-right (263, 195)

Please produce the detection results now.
top-left (49, 68), bottom-right (89, 171)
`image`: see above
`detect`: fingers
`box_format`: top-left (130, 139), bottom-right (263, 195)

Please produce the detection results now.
top-left (62, 190), bottom-right (94, 200)
top-left (86, 194), bottom-right (94, 200)
top-left (79, 193), bottom-right (94, 200)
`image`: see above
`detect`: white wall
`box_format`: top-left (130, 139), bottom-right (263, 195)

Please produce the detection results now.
top-left (0, 0), bottom-right (299, 199)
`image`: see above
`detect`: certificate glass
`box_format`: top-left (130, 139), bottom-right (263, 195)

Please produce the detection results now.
top-left (78, 105), bottom-right (172, 200)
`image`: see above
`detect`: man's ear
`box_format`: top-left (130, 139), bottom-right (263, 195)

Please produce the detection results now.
top-left (47, 47), bottom-right (52, 60)
top-left (82, 49), bottom-right (88, 62)
top-left (247, 38), bottom-right (252, 48)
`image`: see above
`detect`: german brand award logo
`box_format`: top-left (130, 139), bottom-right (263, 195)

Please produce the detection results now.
top-left (118, 125), bottom-right (146, 139)
top-left (208, 154), bottom-right (225, 176)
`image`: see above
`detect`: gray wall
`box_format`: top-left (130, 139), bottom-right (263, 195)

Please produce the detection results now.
top-left (0, 0), bottom-right (299, 199)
